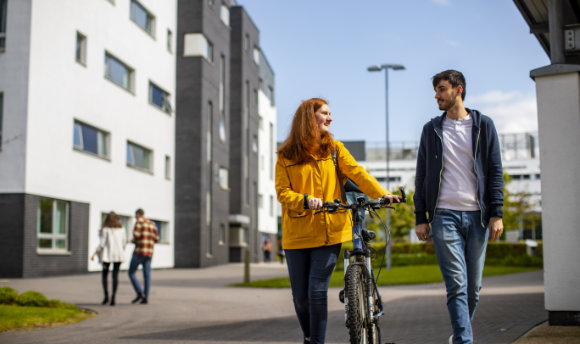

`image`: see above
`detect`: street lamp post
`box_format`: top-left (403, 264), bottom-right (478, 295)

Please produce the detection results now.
top-left (368, 63), bottom-right (405, 270)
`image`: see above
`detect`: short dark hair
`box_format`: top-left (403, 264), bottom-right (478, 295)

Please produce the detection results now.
top-left (432, 70), bottom-right (466, 100)
top-left (136, 208), bottom-right (144, 216)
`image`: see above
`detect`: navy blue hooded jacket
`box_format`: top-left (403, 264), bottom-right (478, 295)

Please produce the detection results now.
top-left (413, 109), bottom-right (504, 228)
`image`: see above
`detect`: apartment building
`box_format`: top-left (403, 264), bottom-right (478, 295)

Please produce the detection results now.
top-left (174, 1), bottom-right (277, 267)
top-left (0, 0), bottom-right (177, 277)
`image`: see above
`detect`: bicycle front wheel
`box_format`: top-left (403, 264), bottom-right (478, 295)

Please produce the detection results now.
top-left (345, 263), bottom-right (368, 344)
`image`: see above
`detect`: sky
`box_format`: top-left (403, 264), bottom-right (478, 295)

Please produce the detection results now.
top-left (235, 0), bottom-right (550, 145)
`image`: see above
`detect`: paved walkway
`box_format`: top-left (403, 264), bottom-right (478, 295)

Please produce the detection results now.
top-left (0, 264), bottom-right (558, 343)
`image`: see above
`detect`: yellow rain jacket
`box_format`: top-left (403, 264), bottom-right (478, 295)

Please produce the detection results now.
top-left (275, 140), bottom-right (389, 250)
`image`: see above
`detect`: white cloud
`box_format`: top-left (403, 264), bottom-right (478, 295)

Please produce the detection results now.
top-left (468, 90), bottom-right (538, 134)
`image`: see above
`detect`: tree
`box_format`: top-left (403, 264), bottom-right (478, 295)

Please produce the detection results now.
top-left (502, 172), bottom-right (542, 240)
top-left (366, 189), bottom-right (415, 243)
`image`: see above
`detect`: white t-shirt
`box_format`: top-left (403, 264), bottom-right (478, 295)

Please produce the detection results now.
top-left (437, 114), bottom-right (480, 211)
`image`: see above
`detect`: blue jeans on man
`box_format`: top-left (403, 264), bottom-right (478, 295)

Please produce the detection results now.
top-left (285, 244), bottom-right (341, 344)
top-left (128, 253), bottom-right (152, 300)
top-left (431, 209), bottom-right (488, 344)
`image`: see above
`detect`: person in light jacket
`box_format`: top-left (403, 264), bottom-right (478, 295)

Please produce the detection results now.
top-left (92, 211), bottom-right (127, 306)
top-left (275, 98), bottom-right (401, 344)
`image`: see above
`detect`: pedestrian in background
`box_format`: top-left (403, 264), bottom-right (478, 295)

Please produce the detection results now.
top-left (414, 70), bottom-right (504, 344)
top-left (128, 208), bottom-right (159, 305)
top-left (262, 238), bottom-right (272, 262)
top-left (91, 211), bottom-right (127, 306)
top-left (276, 98), bottom-right (400, 344)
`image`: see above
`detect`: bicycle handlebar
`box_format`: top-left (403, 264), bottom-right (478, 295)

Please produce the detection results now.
top-left (308, 187), bottom-right (407, 214)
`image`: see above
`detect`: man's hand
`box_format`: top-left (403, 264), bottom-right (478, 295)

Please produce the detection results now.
top-left (415, 223), bottom-right (431, 241)
top-left (307, 197), bottom-right (323, 211)
top-left (489, 217), bottom-right (503, 241)
top-left (382, 194), bottom-right (402, 205)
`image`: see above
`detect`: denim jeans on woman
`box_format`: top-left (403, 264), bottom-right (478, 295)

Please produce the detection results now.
top-left (285, 244), bottom-right (341, 344)
top-left (431, 209), bottom-right (489, 344)
top-left (128, 253), bottom-right (152, 299)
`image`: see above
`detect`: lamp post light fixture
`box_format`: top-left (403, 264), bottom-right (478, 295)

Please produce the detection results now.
top-left (367, 63), bottom-right (405, 270)
top-left (367, 64), bottom-right (405, 192)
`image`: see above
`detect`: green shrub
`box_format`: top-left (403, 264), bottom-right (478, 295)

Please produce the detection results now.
top-left (17, 290), bottom-right (49, 307)
top-left (0, 286), bottom-right (19, 305)
top-left (47, 299), bottom-right (78, 310)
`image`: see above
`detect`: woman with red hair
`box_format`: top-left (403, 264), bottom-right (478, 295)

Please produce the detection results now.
top-left (276, 98), bottom-right (400, 344)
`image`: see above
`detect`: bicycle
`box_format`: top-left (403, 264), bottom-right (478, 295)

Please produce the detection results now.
top-left (315, 187), bottom-right (406, 344)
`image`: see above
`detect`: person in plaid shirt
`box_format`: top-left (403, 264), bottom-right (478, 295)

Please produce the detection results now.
top-left (128, 208), bottom-right (159, 304)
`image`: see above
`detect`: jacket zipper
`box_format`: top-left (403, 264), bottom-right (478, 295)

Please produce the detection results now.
top-left (473, 126), bottom-right (484, 227)
top-left (433, 127), bottom-right (444, 222)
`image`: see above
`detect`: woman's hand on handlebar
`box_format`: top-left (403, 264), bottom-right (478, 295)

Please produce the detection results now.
top-left (307, 197), bottom-right (323, 211)
top-left (381, 194), bottom-right (402, 206)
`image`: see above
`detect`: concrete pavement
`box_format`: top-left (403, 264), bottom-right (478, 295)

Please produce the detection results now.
top-left (0, 263), bottom-right (572, 343)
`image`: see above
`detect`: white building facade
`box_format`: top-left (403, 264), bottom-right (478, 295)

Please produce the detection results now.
top-left (0, 0), bottom-right (177, 276)
top-left (257, 51), bottom-right (277, 245)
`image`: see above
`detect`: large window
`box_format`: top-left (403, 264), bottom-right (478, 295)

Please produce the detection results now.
top-left (37, 199), bottom-right (69, 252)
top-left (101, 212), bottom-right (131, 237)
top-left (73, 120), bottom-right (109, 159)
top-left (0, 0), bottom-right (6, 51)
top-left (105, 53), bottom-right (134, 92)
top-left (127, 141), bottom-right (152, 172)
top-left (75, 31), bottom-right (87, 66)
top-left (130, 0), bottom-right (155, 36)
top-left (151, 219), bottom-right (169, 243)
top-left (219, 167), bottom-right (228, 189)
top-left (149, 82), bottom-right (171, 113)
top-left (220, 4), bottom-right (229, 26)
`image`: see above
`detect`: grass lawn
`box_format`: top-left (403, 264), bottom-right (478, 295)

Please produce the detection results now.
top-left (0, 305), bottom-right (94, 333)
top-left (231, 265), bottom-right (541, 288)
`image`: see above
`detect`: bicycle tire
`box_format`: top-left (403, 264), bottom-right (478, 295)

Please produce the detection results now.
top-left (345, 263), bottom-right (367, 344)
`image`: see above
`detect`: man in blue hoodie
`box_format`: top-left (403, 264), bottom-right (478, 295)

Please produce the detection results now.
top-left (414, 70), bottom-right (504, 344)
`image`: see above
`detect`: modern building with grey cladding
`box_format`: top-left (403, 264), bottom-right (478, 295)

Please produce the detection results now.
top-left (175, 1), bottom-right (273, 267)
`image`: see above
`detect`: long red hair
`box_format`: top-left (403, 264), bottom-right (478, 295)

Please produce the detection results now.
top-left (278, 98), bottom-right (334, 163)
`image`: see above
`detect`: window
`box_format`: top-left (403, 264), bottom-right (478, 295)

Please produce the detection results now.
top-left (165, 155), bottom-right (171, 180)
top-left (0, 0), bottom-right (6, 51)
top-left (151, 219), bottom-right (169, 243)
top-left (37, 199), bottom-right (69, 252)
top-left (101, 212), bottom-right (131, 237)
top-left (219, 167), bottom-right (228, 189)
top-left (207, 102), bottom-right (213, 163)
top-left (0, 93), bottom-right (3, 150)
top-left (207, 40), bottom-right (213, 62)
top-left (73, 120), bottom-right (109, 158)
top-left (244, 34), bottom-right (249, 51)
top-left (130, 0), bottom-right (155, 36)
top-left (75, 32), bottom-right (87, 65)
top-left (220, 4), bottom-right (229, 26)
top-left (149, 82), bottom-right (172, 113)
top-left (258, 194), bottom-right (263, 208)
top-left (105, 53), bottom-right (134, 92)
top-left (167, 29), bottom-right (172, 52)
top-left (206, 191), bottom-right (212, 256)
top-left (219, 223), bottom-right (225, 245)
top-left (253, 47), bottom-right (260, 65)
top-left (127, 141), bottom-right (152, 172)
top-left (219, 54), bottom-right (225, 112)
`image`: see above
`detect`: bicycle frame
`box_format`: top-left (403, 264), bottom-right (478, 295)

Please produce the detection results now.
top-left (343, 198), bottom-right (383, 325)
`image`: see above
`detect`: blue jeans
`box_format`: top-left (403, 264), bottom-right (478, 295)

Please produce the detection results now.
top-left (431, 209), bottom-right (488, 344)
top-left (128, 253), bottom-right (152, 299)
top-left (285, 244), bottom-right (341, 344)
